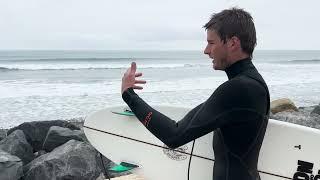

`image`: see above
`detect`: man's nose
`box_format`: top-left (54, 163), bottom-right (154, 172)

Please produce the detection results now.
top-left (204, 46), bottom-right (209, 55)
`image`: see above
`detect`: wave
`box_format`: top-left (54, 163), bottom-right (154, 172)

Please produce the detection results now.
top-left (274, 59), bottom-right (320, 64)
top-left (0, 57), bottom-right (195, 63)
top-left (0, 67), bottom-right (18, 71)
top-left (0, 63), bottom-right (208, 71)
top-left (0, 58), bottom-right (136, 62)
top-left (288, 59), bottom-right (320, 63)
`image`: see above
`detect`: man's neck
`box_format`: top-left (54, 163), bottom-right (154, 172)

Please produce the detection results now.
top-left (227, 52), bottom-right (250, 66)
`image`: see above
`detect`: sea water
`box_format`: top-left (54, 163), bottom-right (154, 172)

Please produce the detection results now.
top-left (0, 50), bottom-right (319, 128)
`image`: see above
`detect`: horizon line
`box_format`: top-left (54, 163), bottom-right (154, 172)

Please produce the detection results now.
top-left (0, 49), bottom-right (320, 51)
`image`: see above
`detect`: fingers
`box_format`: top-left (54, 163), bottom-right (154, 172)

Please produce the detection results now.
top-left (125, 62), bottom-right (137, 76)
top-left (122, 62), bottom-right (145, 92)
top-left (135, 72), bottom-right (143, 77)
top-left (135, 80), bottom-right (146, 84)
top-left (130, 62), bottom-right (136, 74)
top-left (133, 85), bottom-right (143, 90)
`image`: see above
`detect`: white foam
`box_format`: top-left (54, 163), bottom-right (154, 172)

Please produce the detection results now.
top-left (1, 61), bottom-right (320, 128)
top-left (0, 62), bottom-right (209, 70)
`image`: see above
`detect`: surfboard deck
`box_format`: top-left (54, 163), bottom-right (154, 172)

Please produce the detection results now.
top-left (84, 105), bottom-right (320, 180)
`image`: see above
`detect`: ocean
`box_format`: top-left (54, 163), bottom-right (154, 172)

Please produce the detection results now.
top-left (0, 50), bottom-right (320, 128)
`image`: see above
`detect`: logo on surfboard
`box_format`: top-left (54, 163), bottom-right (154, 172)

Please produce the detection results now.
top-left (163, 145), bottom-right (188, 161)
top-left (293, 160), bottom-right (320, 180)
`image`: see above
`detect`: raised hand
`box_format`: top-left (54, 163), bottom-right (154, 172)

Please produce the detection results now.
top-left (121, 62), bottom-right (146, 94)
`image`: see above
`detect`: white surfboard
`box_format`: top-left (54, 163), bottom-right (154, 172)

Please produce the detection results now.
top-left (83, 105), bottom-right (320, 180)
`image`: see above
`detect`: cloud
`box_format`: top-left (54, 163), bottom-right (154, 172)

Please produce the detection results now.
top-left (0, 0), bottom-right (319, 50)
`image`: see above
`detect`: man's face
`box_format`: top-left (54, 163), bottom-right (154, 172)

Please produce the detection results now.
top-left (204, 30), bottom-right (229, 70)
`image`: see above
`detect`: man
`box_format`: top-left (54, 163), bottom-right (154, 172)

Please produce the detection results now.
top-left (121, 8), bottom-right (270, 180)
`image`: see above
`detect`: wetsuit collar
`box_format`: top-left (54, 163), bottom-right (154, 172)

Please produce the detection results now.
top-left (225, 57), bottom-right (253, 79)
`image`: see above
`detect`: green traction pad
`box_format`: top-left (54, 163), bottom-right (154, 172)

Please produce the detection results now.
top-left (109, 162), bottom-right (139, 172)
top-left (111, 111), bottom-right (135, 116)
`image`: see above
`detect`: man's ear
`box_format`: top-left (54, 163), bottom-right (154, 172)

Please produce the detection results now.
top-left (228, 36), bottom-right (241, 50)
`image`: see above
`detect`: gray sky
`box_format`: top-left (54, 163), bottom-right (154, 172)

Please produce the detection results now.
top-left (0, 0), bottom-right (319, 50)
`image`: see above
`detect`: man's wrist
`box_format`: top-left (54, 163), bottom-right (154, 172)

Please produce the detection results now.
top-left (122, 87), bottom-right (134, 95)
top-left (122, 87), bottom-right (136, 104)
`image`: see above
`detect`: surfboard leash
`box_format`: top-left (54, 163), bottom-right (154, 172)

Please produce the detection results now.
top-left (99, 152), bottom-right (111, 180)
top-left (187, 140), bottom-right (196, 180)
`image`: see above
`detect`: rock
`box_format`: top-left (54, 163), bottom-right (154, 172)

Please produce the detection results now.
top-left (298, 105), bottom-right (317, 112)
top-left (34, 150), bottom-right (47, 158)
top-left (67, 118), bottom-right (85, 129)
top-left (23, 140), bottom-right (102, 180)
top-left (271, 98), bottom-right (298, 114)
top-left (311, 105), bottom-right (320, 116)
top-left (96, 173), bottom-right (106, 180)
top-left (0, 149), bottom-right (23, 180)
top-left (0, 129), bottom-right (7, 141)
top-left (7, 120), bottom-right (80, 151)
top-left (42, 126), bottom-right (86, 152)
top-left (270, 108), bottom-right (320, 130)
top-left (0, 130), bottom-right (34, 165)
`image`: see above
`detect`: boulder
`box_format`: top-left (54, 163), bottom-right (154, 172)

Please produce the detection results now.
top-left (311, 105), bottom-right (320, 116)
top-left (23, 140), bottom-right (101, 180)
top-left (33, 150), bottom-right (47, 158)
top-left (271, 98), bottom-right (298, 114)
top-left (0, 129), bottom-right (7, 141)
top-left (42, 126), bottom-right (86, 152)
top-left (0, 130), bottom-right (34, 165)
top-left (7, 120), bottom-right (80, 151)
top-left (68, 118), bottom-right (85, 129)
top-left (0, 150), bottom-right (23, 180)
top-left (270, 106), bottom-right (320, 130)
top-left (96, 173), bottom-right (106, 180)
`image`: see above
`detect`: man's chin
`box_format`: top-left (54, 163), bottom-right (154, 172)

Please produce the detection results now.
top-left (213, 65), bottom-right (218, 70)
top-left (213, 64), bottom-right (223, 70)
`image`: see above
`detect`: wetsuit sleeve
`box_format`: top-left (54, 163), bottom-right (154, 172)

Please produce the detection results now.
top-left (122, 78), bottom-right (267, 149)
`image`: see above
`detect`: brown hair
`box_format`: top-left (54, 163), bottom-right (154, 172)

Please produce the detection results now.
top-left (204, 8), bottom-right (257, 56)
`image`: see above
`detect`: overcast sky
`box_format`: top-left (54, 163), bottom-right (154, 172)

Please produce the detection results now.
top-left (0, 0), bottom-right (319, 50)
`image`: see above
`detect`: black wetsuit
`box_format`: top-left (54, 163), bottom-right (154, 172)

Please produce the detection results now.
top-left (122, 57), bottom-right (270, 180)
